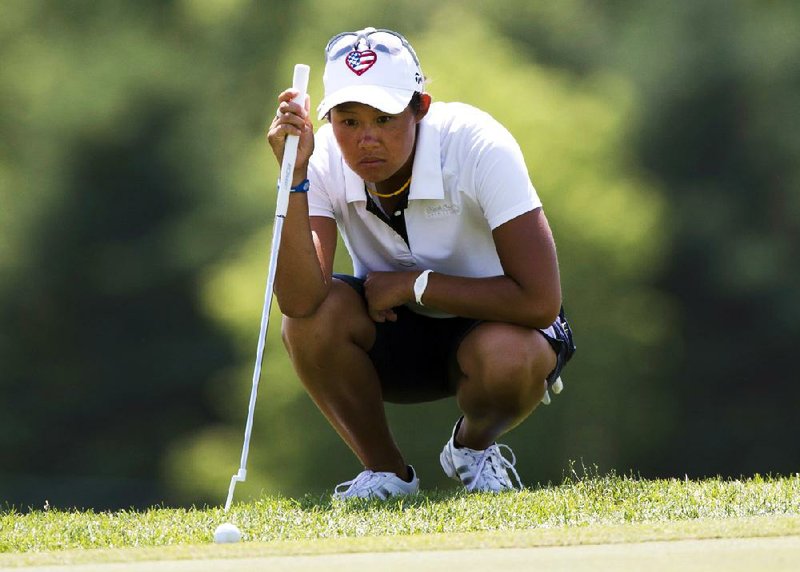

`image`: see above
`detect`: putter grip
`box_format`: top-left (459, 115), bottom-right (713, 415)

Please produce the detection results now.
top-left (276, 64), bottom-right (310, 217)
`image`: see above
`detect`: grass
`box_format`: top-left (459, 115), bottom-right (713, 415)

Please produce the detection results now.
top-left (1, 472), bottom-right (799, 567)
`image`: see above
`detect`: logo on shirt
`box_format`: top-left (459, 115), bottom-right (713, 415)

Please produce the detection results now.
top-left (424, 203), bottom-right (461, 219)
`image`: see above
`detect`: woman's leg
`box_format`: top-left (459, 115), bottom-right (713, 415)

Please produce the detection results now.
top-left (453, 322), bottom-right (556, 450)
top-left (281, 279), bottom-right (409, 479)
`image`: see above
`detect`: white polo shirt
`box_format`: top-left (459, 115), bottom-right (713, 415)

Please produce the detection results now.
top-left (307, 101), bottom-right (541, 316)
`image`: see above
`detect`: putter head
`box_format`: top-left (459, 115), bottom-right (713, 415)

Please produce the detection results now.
top-left (224, 469), bottom-right (247, 512)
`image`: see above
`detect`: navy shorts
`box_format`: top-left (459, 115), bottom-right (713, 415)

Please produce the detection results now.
top-left (335, 274), bottom-right (576, 404)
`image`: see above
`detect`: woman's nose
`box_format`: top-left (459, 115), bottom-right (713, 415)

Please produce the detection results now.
top-left (358, 126), bottom-right (379, 149)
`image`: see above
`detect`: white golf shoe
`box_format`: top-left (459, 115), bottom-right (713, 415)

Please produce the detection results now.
top-left (439, 420), bottom-right (523, 492)
top-left (332, 466), bottom-right (419, 500)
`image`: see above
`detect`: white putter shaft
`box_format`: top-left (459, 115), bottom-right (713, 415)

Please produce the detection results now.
top-left (224, 64), bottom-right (310, 512)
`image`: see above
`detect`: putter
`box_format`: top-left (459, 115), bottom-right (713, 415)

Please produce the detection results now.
top-left (224, 63), bottom-right (310, 512)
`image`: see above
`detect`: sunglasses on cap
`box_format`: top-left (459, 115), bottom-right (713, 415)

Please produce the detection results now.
top-left (325, 27), bottom-right (422, 69)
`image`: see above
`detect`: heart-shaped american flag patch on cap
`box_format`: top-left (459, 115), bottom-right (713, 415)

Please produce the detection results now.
top-left (345, 50), bottom-right (377, 76)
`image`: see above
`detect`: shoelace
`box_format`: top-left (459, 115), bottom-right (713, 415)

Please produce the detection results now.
top-left (465, 444), bottom-right (523, 492)
top-left (334, 469), bottom-right (380, 498)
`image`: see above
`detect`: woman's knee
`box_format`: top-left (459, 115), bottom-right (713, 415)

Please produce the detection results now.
top-left (457, 324), bottom-right (554, 408)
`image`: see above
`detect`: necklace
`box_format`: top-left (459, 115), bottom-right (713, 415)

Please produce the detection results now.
top-left (366, 176), bottom-right (411, 199)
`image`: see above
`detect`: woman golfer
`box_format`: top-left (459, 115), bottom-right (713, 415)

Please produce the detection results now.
top-left (268, 27), bottom-right (575, 499)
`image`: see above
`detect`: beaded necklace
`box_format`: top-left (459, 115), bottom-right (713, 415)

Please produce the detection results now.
top-left (366, 176), bottom-right (411, 199)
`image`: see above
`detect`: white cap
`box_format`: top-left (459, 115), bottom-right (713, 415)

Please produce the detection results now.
top-left (317, 28), bottom-right (424, 120)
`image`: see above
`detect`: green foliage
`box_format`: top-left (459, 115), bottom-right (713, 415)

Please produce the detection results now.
top-left (0, 0), bottom-right (298, 508)
top-left (612, 0), bottom-right (800, 478)
top-left (2, 0), bottom-right (798, 511)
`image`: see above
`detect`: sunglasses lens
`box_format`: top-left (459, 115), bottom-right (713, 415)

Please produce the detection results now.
top-left (326, 33), bottom-right (357, 60)
top-left (325, 29), bottom-right (419, 67)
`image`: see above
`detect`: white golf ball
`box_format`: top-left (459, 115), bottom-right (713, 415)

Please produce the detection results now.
top-left (213, 522), bottom-right (242, 544)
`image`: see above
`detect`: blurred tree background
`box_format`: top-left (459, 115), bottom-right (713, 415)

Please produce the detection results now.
top-left (1, 0), bottom-right (797, 510)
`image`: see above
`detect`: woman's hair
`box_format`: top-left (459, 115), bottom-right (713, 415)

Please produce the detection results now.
top-left (326, 92), bottom-right (424, 121)
top-left (408, 92), bottom-right (423, 114)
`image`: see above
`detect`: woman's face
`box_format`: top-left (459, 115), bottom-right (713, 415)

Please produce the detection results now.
top-left (329, 100), bottom-right (427, 183)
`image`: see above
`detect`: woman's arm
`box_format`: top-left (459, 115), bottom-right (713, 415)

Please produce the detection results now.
top-left (363, 208), bottom-right (561, 329)
top-left (268, 88), bottom-right (337, 318)
top-left (274, 213), bottom-right (338, 318)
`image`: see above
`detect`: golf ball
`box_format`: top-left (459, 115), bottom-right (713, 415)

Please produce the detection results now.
top-left (213, 522), bottom-right (242, 544)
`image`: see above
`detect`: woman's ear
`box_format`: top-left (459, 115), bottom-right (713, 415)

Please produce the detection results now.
top-left (415, 93), bottom-right (432, 121)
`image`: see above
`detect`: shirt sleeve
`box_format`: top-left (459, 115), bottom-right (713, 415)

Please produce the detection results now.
top-left (472, 121), bottom-right (541, 230)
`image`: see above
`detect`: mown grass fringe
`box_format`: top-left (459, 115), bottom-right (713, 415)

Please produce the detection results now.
top-left (2, 473), bottom-right (798, 553)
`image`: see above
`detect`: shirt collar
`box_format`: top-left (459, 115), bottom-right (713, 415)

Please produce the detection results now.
top-left (343, 112), bottom-right (445, 204)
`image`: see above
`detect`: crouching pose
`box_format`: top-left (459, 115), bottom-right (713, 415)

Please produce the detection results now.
top-left (268, 27), bottom-right (575, 499)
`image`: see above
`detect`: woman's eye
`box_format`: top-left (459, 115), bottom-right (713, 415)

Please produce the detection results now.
top-left (377, 116), bottom-right (392, 124)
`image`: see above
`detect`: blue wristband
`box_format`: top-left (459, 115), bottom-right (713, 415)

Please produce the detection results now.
top-left (290, 178), bottom-right (310, 193)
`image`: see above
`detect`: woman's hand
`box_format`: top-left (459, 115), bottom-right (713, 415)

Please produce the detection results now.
top-left (363, 271), bottom-right (418, 323)
top-left (267, 89), bottom-right (315, 182)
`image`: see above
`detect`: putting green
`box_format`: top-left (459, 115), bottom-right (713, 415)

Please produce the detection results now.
top-left (14, 536), bottom-right (800, 572)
